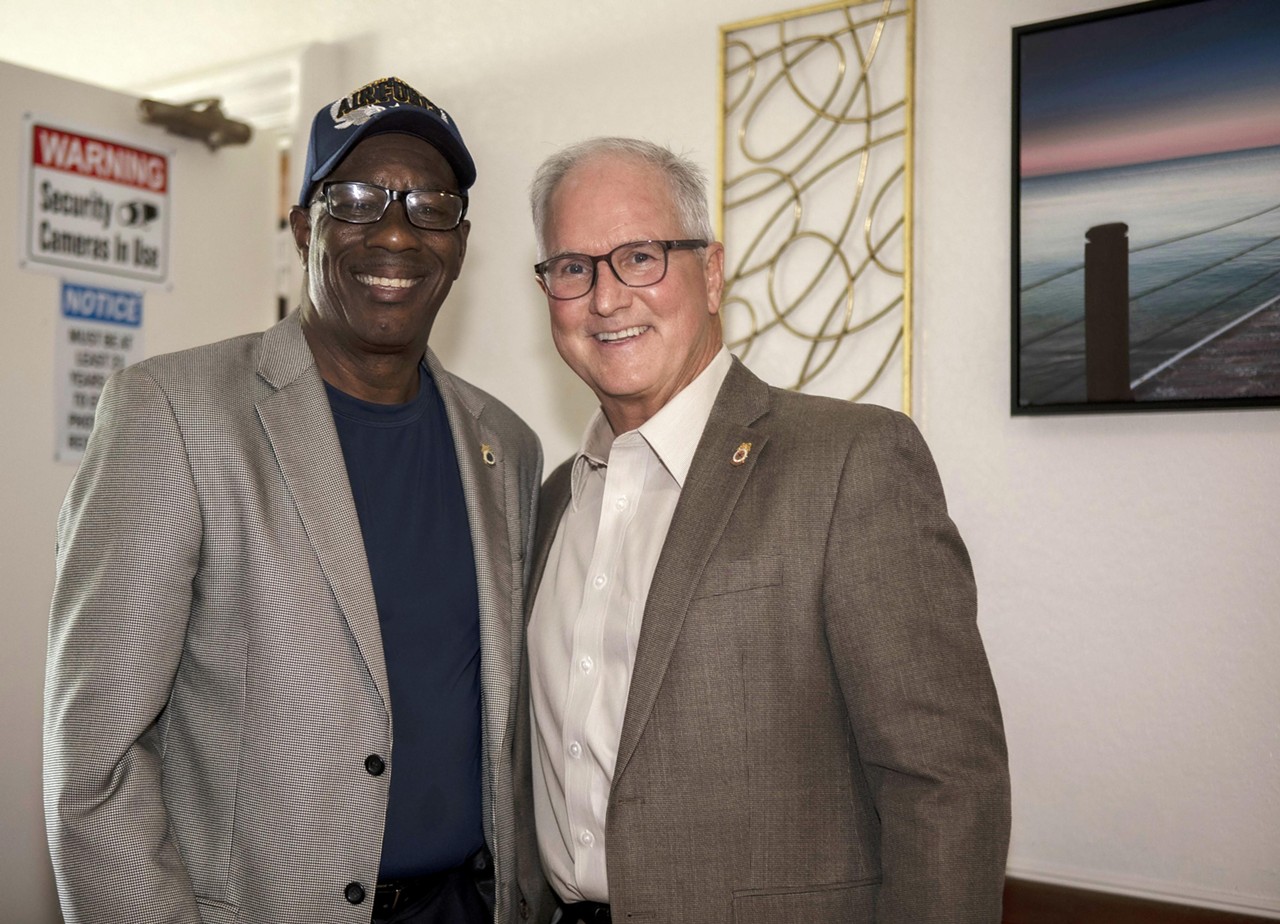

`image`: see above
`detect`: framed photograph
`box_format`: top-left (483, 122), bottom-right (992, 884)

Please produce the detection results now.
top-left (1012, 0), bottom-right (1280, 414)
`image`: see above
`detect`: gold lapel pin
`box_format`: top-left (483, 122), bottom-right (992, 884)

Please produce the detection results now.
top-left (731, 442), bottom-right (752, 466)
top-left (481, 444), bottom-right (496, 466)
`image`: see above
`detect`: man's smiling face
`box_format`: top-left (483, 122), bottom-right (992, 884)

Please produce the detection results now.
top-left (292, 132), bottom-right (469, 366)
top-left (541, 153), bottom-right (724, 434)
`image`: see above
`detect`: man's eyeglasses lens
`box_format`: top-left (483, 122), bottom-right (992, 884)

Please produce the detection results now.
top-left (320, 181), bottom-right (466, 231)
top-left (536, 240), bottom-right (705, 299)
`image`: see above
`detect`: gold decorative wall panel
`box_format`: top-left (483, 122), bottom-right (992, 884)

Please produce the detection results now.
top-left (719, 0), bottom-right (914, 412)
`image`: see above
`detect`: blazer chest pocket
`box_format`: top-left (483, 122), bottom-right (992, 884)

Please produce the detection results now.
top-left (691, 555), bottom-right (783, 599)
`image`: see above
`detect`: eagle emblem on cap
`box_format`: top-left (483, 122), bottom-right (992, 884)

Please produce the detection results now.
top-left (331, 101), bottom-right (385, 130)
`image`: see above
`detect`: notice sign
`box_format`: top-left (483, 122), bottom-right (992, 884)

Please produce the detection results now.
top-left (24, 119), bottom-right (170, 284)
top-left (56, 282), bottom-right (144, 463)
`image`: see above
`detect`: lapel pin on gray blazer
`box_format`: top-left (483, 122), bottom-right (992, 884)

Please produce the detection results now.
top-left (514, 138), bottom-right (1011, 924)
top-left (44, 77), bottom-right (542, 924)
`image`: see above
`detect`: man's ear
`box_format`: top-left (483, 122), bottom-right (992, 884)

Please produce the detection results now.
top-left (453, 219), bottom-right (471, 280)
top-left (288, 206), bottom-right (312, 261)
top-left (704, 241), bottom-right (726, 316)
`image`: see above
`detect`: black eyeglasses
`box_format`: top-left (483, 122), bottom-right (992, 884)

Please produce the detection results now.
top-left (534, 239), bottom-right (707, 300)
top-left (317, 181), bottom-right (468, 231)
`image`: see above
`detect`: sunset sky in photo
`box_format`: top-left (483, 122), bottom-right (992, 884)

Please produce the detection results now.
top-left (1018, 0), bottom-right (1280, 177)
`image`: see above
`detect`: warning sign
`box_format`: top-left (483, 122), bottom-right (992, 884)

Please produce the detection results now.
top-left (23, 119), bottom-right (171, 284)
top-left (55, 281), bottom-right (145, 464)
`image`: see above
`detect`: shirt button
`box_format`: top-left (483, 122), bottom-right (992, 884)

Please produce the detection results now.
top-left (593, 574), bottom-right (607, 589)
top-left (568, 741), bottom-right (582, 759)
top-left (579, 829), bottom-right (595, 847)
top-left (579, 656), bottom-right (594, 674)
top-left (615, 496), bottom-right (629, 510)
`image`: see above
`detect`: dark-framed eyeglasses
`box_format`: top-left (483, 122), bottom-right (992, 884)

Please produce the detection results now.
top-left (534, 239), bottom-right (707, 300)
top-left (317, 181), bottom-right (468, 231)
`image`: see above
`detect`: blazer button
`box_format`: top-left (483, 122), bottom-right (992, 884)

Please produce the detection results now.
top-left (365, 754), bottom-right (386, 776)
top-left (344, 881), bottom-right (366, 904)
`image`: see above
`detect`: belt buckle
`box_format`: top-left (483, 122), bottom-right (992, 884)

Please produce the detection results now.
top-left (375, 882), bottom-right (406, 916)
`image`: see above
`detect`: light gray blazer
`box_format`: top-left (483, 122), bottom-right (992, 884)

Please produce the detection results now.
top-left (515, 358), bottom-right (1009, 924)
top-left (44, 311), bottom-right (542, 924)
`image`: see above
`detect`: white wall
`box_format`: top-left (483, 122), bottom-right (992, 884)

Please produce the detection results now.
top-left (917, 2), bottom-right (1278, 914)
top-left (1, 0), bottom-right (1277, 919)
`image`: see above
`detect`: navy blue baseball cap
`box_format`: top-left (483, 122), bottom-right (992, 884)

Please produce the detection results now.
top-left (297, 76), bottom-right (476, 206)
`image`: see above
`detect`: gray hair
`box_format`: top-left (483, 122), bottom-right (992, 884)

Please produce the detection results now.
top-left (529, 137), bottom-right (715, 259)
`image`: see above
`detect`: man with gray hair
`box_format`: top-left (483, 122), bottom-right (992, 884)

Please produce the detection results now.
top-left (515, 137), bottom-right (1010, 924)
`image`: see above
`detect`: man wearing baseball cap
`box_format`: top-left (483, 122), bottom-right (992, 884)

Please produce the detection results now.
top-left (45, 77), bottom-right (541, 924)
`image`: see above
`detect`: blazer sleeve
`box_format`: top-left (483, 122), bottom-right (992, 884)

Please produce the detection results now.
top-left (43, 366), bottom-right (204, 923)
top-left (822, 409), bottom-right (1010, 923)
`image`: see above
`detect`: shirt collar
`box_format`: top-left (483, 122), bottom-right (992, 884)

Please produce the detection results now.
top-left (569, 347), bottom-right (733, 506)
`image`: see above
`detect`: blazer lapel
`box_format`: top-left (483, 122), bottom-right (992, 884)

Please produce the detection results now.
top-left (527, 461), bottom-right (573, 617)
top-left (613, 359), bottom-right (772, 783)
top-left (255, 313), bottom-right (390, 713)
top-left (426, 349), bottom-right (513, 840)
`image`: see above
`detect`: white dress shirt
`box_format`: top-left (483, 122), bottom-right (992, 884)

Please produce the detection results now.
top-left (528, 347), bottom-right (732, 903)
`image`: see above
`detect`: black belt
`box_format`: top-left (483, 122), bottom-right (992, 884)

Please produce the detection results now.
top-left (374, 847), bottom-right (492, 917)
top-left (374, 867), bottom-right (453, 917)
top-left (559, 900), bottom-right (612, 923)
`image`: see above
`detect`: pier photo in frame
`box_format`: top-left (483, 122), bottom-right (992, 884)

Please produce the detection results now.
top-left (1011, 0), bottom-right (1280, 414)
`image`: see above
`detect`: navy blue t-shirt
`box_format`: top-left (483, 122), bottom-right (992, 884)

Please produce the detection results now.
top-left (326, 365), bottom-right (484, 878)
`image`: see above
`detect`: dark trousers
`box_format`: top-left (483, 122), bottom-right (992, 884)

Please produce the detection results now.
top-left (370, 848), bottom-right (494, 924)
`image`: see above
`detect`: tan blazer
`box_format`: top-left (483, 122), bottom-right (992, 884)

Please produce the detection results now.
top-left (44, 311), bottom-right (542, 924)
top-left (515, 359), bottom-right (1009, 924)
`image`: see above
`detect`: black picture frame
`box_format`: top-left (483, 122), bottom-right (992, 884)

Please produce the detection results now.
top-left (1011, 0), bottom-right (1280, 414)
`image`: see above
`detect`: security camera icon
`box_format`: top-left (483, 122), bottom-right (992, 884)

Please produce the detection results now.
top-left (118, 201), bottom-right (160, 228)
